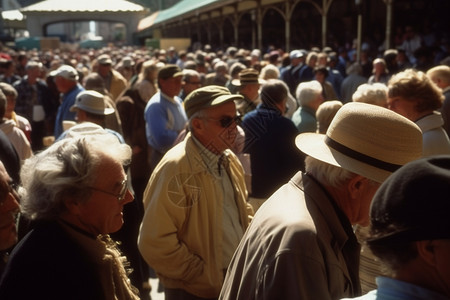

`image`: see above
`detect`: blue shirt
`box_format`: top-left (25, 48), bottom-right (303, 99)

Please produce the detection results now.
top-left (144, 92), bottom-right (187, 153)
top-left (342, 277), bottom-right (450, 300)
top-left (291, 106), bottom-right (317, 133)
top-left (54, 84), bottom-right (84, 137)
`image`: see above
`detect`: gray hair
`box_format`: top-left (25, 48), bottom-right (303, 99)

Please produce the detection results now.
top-left (188, 109), bottom-right (208, 132)
top-left (305, 156), bottom-right (355, 188)
top-left (183, 69), bottom-right (201, 83)
top-left (352, 83), bottom-right (388, 107)
top-left (296, 80), bottom-right (323, 106)
top-left (20, 135), bottom-right (131, 221)
top-left (260, 79), bottom-right (288, 106)
top-left (259, 64), bottom-right (280, 80)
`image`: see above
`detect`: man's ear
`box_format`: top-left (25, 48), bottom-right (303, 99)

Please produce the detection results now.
top-left (416, 240), bottom-right (437, 267)
top-left (191, 117), bottom-right (204, 132)
top-left (347, 174), bottom-right (365, 199)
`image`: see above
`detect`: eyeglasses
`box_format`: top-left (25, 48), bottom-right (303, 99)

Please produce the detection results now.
top-left (204, 115), bottom-right (242, 128)
top-left (89, 177), bottom-right (128, 202)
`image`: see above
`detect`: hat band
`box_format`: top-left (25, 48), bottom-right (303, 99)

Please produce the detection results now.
top-left (366, 227), bottom-right (450, 245)
top-left (325, 136), bottom-right (401, 172)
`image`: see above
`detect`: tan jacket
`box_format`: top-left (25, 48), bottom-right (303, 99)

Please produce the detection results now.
top-left (109, 69), bottom-right (128, 101)
top-left (138, 133), bottom-right (253, 298)
top-left (219, 172), bottom-right (361, 300)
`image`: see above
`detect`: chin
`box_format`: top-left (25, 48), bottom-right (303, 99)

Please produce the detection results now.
top-left (109, 219), bottom-right (124, 234)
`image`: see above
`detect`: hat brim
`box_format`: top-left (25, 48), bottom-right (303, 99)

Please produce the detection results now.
top-left (173, 71), bottom-right (183, 77)
top-left (210, 94), bottom-right (243, 106)
top-left (70, 105), bottom-right (115, 115)
top-left (296, 133), bottom-right (391, 183)
top-left (231, 78), bottom-right (266, 86)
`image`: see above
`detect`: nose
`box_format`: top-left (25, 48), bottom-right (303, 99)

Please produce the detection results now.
top-left (122, 189), bottom-right (134, 205)
top-left (1, 192), bottom-right (20, 214)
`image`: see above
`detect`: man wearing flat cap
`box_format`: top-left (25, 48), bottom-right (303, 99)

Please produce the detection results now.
top-left (219, 102), bottom-right (423, 300)
top-left (52, 64), bottom-right (84, 138)
top-left (343, 156), bottom-right (450, 300)
top-left (96, 54), bottom-right (127, 101)
top-left (144, 64), bottom-right (187, 169)
top-left (139, 85), bottom-right (254, 300)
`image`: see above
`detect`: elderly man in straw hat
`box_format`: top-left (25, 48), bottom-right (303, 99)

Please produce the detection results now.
top-left (343, 155), bottom-right (450, 300)
top-left (57, 90), bottom-right (121, 141)
top-left (232, 68), bottom-right (265, 116)
top-left (219, 102), bottom-right (423, 300)
top-left (139, 85), bottom-right (254, 300)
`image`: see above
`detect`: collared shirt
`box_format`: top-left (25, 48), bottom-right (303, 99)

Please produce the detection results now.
top-left (193, 137), bottom-right (244, 269)
top-left (291, 105), bottom-right (317, 134)
top-left (342, 276), bottom-right (450, 300)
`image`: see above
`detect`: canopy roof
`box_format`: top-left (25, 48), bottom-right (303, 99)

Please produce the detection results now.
top-left (21, 0), bottom-right (146, 13)
top-left (138, 0), bottom-right (221, 31)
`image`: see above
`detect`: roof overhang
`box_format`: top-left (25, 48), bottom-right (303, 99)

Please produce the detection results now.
top-left (20, 0), bottom-right (148, 13)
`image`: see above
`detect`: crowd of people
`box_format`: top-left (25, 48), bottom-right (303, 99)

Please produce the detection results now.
top-left (0, 23), bottom-right (450, 300)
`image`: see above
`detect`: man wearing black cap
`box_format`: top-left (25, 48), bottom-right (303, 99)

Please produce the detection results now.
top-left (139, 85), bottom-right (253, 300)
top-left (144, 64), bottom-right (188, 170)
top-left (344, 156), bottom-right (450, 300)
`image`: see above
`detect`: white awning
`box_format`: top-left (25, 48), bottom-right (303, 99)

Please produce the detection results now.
top-left (2, 9), bottom-right (24, 21)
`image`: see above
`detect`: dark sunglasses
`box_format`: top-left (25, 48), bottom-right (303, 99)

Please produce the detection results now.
top-left (205, 115), bottom-right (242, 128)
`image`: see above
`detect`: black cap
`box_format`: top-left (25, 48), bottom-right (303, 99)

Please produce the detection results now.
top-left (368, 156), bottom-right (450, 245)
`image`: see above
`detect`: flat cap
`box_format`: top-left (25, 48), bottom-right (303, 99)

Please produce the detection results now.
top-left (184, 85), bottom-right (243, 119)
top-left (97, 54), bottom-right (113, 65)
top-left (158, 64), bottom-right (183, 80)
top-left (368, 156), bottom-right (450, 245)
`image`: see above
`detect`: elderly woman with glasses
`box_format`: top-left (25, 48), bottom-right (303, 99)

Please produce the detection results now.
top-left (0, 135), bottom-right (140, 300)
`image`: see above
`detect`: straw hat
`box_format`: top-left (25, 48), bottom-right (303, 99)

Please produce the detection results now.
top-left (231, 68), bottom-right (266, 86)
top-left (296, 102), bottom-right (423, 183)
top-left (70, 90), bottom-right (114, 116)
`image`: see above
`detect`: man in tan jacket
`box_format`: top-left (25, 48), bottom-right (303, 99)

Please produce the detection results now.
top-left (219, 102), bottom-right (423, 300)
top-left (138, 86), bottom-right (253, 300)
